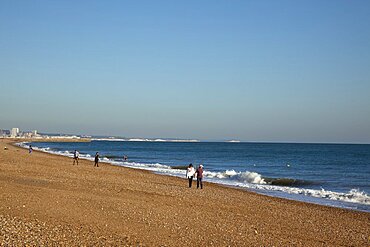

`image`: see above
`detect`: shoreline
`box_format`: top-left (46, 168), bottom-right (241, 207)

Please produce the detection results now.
top-left (13, 141), bottom-right (357, 213)
top-left (1, 140), bottom-right (369, 246)
top-left (18, 140), bottom-right (370, 213)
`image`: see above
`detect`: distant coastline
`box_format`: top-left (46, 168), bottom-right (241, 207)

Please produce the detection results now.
top-left (91, 137), bottom-right (200, 142)
top-left (1, 137), bottom-right (91, 143)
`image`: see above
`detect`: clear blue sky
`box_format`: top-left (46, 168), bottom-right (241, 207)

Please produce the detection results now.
top-left (1, 1), bottom-right (370, 142)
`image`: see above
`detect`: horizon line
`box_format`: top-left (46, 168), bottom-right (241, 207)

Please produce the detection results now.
top-left (36, 132), bottom-right (370, 145)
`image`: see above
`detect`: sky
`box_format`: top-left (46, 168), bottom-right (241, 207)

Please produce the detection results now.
top-left (1, 1), bottom-right (370, 143)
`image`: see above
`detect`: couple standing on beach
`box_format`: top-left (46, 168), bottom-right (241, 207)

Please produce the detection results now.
top-left (72, 150), bottom-right (100, 167)
top-left (186, 164), bottom-right (204, 189)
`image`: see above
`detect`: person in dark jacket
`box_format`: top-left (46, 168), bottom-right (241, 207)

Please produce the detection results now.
top-left (195, 164), bottom-right (204, 189)
top-left (73, 150), bottom-right (79, 165)
top-left (94, 152), bottom-right (100, 167)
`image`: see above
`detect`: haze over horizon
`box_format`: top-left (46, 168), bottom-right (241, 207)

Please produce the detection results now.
top-left (1, 1), bottom-right (370, 143)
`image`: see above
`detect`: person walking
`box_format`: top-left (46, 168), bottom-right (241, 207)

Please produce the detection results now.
top-left (186, 163), bottom-right (195, 188)
top-left (29, 145), bottom-right (33, 154)
top-left (196, 164), bottom-right (204, 189)
top-left (94, 152), bottom-right (100, 167)
top-left (73, 150), bottom-right (79, 165)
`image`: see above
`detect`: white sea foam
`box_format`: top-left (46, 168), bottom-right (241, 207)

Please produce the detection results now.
top-left (15, 142), bottom-right (370, 208)
top-left (122, 161), bottom-right (171, 169)
top-left (235, 184), bottom-right (370, 206)
top-left (16, 142), bottom-right (28, 148)
top-left (204, 170), bottom-right (266, 184)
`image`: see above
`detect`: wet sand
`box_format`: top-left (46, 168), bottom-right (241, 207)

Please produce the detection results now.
top-left (0, 139), bottom-right (369, 246)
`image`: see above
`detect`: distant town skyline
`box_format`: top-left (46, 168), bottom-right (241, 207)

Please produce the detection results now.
top-left (1, 1), bottom-right (370, 143)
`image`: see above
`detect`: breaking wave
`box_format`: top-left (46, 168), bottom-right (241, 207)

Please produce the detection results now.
top-left (204, 170), bottom-right (266, 184)
top-left (241, 185), bottom-right (370, 206)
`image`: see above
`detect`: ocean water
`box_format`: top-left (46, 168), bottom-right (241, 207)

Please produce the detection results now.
top-left (22, 141), bottom-right (370, 212)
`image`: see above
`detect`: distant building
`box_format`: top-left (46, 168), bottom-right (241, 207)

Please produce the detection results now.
top-left (0, 129), bottom-right (9, 137)
top-left (32, 130), bottom-right (38, 136)
top-left (11, 128), bottom-right (19, 138)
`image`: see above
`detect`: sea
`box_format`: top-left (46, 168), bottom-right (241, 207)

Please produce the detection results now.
top-left (20, 140), bottom-right (370, 212)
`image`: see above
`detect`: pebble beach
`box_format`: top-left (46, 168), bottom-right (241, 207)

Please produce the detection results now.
top-left (0, 139), bottom-right (369, 246)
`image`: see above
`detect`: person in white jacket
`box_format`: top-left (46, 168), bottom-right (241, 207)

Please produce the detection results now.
top-left (186, 163), bottom-right (196, 188)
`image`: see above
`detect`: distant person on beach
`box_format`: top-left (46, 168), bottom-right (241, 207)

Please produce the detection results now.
top-left (196, 164), bottom-right (204, 189)
top-left (29, 145), bottom-right (33, 154)
top-left (186, 163), bottom-right (195, 188)
top-left (94, 152), bottom-right (100, 167)
top-left (73, 150), bottom-right (79, 165)
top-left (123, 155), bottom-right (128, 161)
